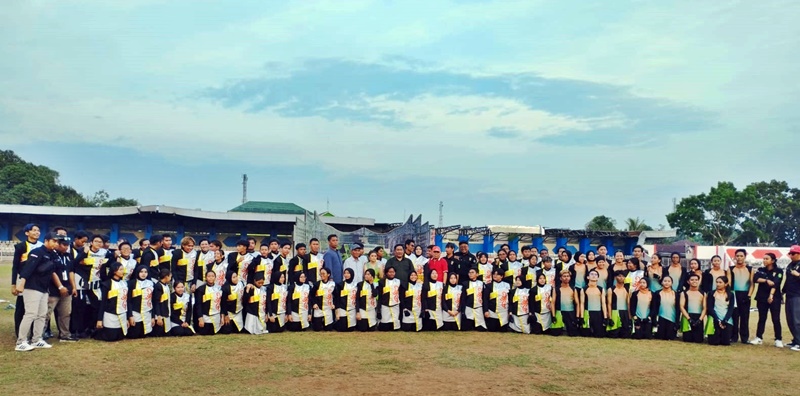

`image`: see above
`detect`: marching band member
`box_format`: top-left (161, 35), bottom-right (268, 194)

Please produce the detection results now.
top-left (509, 276), bottom-right (530, 334)
top-left (442, 273), bottom-right (463, 331)
top-left (94, 262), bottom-right (128, 342)
top-left (243, 272), bottom-right (268, 335)
top-left (168, 281), bottom-right (194, 337)
top-left (336, 268), bottom-right (358, 332)
top-left (422, 269), bottom-right (444, 331)
top-left (356, 269), bottom-right (378, 332)
top-left (221, 271), bottom-right (245, 333)
top-left (126, 265), bottom-right (155, 339)
top-left (377, 267), bottom-right (403, 331)
top-left (401, 271), bottom-right (424, 332)
top-left (311, 267), bottom-right (337, 331)
top-left (287, 272), bottom-right (312, 332)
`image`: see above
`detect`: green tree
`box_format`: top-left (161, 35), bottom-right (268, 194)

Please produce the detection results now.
top-left (585, 215), bottom-right (617, 231)
top-left (738, 180), bottom-right (800, 246)
top-left (0, 150), bottom-right (138, 207)
top-left (667, 181), bottom-right (746, 245)
top-left (624, 217), bottom-right (653, 232)
top-left (101, 197), bottom-right (140, 207)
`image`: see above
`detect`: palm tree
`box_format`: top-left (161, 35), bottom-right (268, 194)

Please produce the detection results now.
top-left (624, 217), bottom-right (653, 231)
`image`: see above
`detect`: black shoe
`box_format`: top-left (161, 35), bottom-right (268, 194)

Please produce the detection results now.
top-left (59, 336), bottom-right (78, 343)
top-left (43, 331), bottom-right (53, 340)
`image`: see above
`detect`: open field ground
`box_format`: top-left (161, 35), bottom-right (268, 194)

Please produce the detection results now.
top-left (0, 261), bottom-right (797, 395)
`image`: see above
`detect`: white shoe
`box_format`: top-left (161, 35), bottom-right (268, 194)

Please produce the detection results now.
top-left (775, 340), bottom-right (784, 348)
top-left (748, 337), bottom-right (763, 345)
top-left (31, 340), bottom-right (52, 349)
top-left (791, 344), bottom-right (800, 352)
top-left (15, 342), bottom-right (34, 352)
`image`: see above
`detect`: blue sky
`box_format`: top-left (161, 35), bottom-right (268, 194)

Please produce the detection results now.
top-left (1, 0), bottom-right (798, 229)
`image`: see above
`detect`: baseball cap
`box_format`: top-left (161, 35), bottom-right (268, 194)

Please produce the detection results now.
top-left (43, 232), bottom-right (59, 241)
top-left (352, 242), bottom-right (364, 250)
top-left (789, 245), bottom-right (800, 254)
top-left (432, 246), bottom-right (441, 253)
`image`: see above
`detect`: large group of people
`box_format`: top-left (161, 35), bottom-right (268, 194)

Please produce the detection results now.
top-left (11, 223), bottom-right (800, 353)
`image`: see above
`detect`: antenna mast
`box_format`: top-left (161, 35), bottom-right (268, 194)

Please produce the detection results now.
top-left (438, 201), bottom-right (444, 228)
top-left (242, 174), bottom-right (248, 203)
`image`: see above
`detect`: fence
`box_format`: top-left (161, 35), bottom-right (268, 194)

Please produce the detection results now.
top-left (294, 212), bottom-right (433, 259)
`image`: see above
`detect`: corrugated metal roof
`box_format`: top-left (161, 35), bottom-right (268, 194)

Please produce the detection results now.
top-left (229, 201), bottom-right (307, 215)
top-left (0, 204), bottom-right (375, 227)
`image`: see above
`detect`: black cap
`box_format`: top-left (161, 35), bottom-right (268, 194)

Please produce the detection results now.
top-left (352, 242), bottom-right (364, 250)
top-left (43, 232), bottom-right (59, 241)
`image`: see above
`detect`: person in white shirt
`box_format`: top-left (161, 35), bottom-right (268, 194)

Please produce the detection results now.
top-left (344, 243), bottom-right (366, 284)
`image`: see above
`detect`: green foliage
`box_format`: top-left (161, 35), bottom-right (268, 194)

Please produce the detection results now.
top-left (624, 217), bottom-right (653, 232)
top-left (0, 150), bottom-right (139, 207)
top-left (667, 180), bottom-right (800, 245)
top-left (585, 215), bottom-right (617, 231)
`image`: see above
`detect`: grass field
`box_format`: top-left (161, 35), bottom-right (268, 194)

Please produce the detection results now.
top-left (0, 262), bottom-right (797, 395)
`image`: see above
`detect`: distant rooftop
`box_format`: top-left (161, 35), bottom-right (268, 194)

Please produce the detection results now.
top-left (229, 201), bottom-right (307, 215)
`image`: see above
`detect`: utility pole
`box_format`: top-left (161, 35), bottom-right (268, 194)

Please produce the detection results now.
top-left (242, 174), bottom-right (248, 204)
top-left (438, 201), bottom-right (444, 228)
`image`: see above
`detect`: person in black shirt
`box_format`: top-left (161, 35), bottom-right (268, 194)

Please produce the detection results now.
top-left (11, 223), bottom-right (42, 338)
top-left (15, 232), bottom-right (59, 352)
top-left (453, 241), bottom-right (477, 285)
top-left (48, 236), bottom-right (78, 342)
top-left (783, 246), bottom-right (800, 351)
top-left (751, 253), bottom-right (784, 347)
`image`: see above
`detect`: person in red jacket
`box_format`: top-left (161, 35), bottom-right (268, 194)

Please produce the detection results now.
top-left (426, 246), bottom-right (448, 284)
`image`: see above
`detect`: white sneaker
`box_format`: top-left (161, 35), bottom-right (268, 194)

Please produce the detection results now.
top-left (15, 342), bottom-right (34, 352)
top-left (31, 340), bottom-right (52, 349)
top-left (748, 337), bottom-right (763, 345)
top-left (791, 344), bottom-right (800, 352)
top-left (775, 340), bottom-right (784, 348)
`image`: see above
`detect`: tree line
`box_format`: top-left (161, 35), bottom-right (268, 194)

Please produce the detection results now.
top-left (0, 150), bottom-right (138, 208)
top-left (586, 180), bottom-right (799, 246)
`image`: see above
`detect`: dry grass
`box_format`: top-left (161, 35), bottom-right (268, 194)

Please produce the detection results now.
top-left (0, 262), bottom-right (798, 395)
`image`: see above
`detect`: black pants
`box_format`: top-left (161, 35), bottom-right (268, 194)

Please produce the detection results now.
top-left (71, 290), bottom-right (93, 337)
top-left (460, 314), bottom-right (485, 332)
top-left (150, 322), bottom-right (167, 337)
top-left (357, 319), bottom-right (377, 332)
top-left (313, 317), bottom-right (335, 331)
top-left (607, 313), bottom-right (631, 339)
top-left (551, 311), bottom-right (578, 337)
top-left (287, 321), bottom-right (309, 332)
top-left (485, 317), bottom-right (507, 332)
top-left (442, 321), bottom-right (459, 331)
top-left (585, 311), bottom-right (606, 338)
top-left (267, 320), bottom-right (286, 333)
top-left (169, 326), bottom-right (195, 337)
top-left (708, 319), bottom-right (732, 346)
top-left (14, 295), bottom-right (24, 337)
top-left (756, 298), bottom-right (782, 340)
top-left (530, 319), bottom-right (550, 335)
top-left (655, 317), bottom-right (677, 340)
top-left (423, 318), bottom-right (440, 331)
top-left (633, 319), bottom-right (653, 340)
top-left (336, 316), bottom-right (356, 332)
top-left (682, 314), bottom-right (704, 343)
top-left (731, 291), bottom-right (751, 343)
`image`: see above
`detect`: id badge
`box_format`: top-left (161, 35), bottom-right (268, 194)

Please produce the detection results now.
top-left (62, 271), bottom-right (68, 282)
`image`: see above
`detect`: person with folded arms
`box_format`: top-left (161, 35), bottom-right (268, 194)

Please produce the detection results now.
top-left (750, 252), bottom-right (784, 347)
